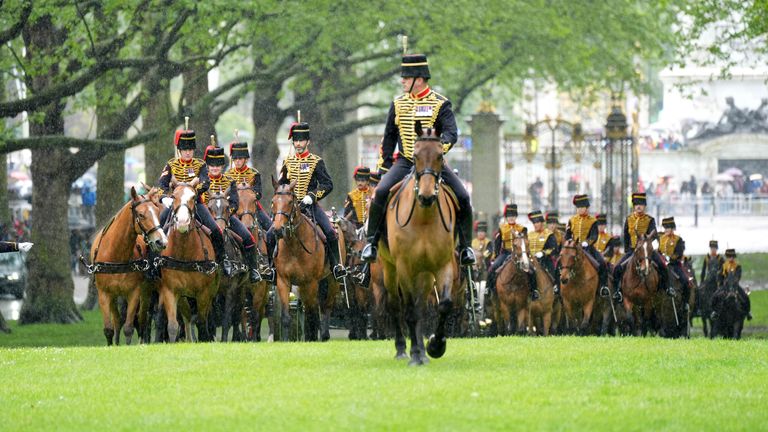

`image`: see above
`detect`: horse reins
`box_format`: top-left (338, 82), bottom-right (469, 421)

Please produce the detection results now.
top-left (272, 189), bottom-right (316, 255)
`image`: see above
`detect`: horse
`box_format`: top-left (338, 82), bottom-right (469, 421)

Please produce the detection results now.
top-left (270, 178), bottom-right (340, 342)
top-left (156, 178), bottom-right (220, 342)
top-left (656, 257), bottom-right (694, 339)
top-left (88, 186), bottom-right (167, 345)
top-left (207, 190), bottom-right (250, 342)
top-left (378, 125), bottom-right (458, 366)
top-left (698, 256), bottom-right (720, 337)
top-left (235, 185), bottom-right (273, 342)
top-left (337, 217), bottom-right (370, 340)
top-left (492, 233), bottom-right (532, 336)
top-left (558, 240), bottom-right (599, 335)
top-left (527, 255), bottom-right (556, 336)
top-left (710, 272), bottom-right (748, 339)
top-left (619, 235), bottom-right (659, 336)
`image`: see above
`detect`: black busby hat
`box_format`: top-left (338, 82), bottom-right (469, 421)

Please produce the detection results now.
top-left (204, 146), bottom-right (226, 167)
top-left (369, 171), bottom-right (381, 185)
top-left (288, 122), bottom-right (310, 141)
top-left (401, 54), bottom-right (431, 79)
top-left (475, 220), bottom-right (488, 233)
top-left (596, 213), bottom-right (607, 225)
top-left (546, 211), bottom-right (560, 223)
top-left (528, 210), bottom-right (545, 224)
top-left (174, 129), bottom-right (197, 151)
top-left (504, 204), bottom-right (518, 217)
top-left (632, 192), bottom-right (647, 206)
top-left (353, 166), bottom-right (371, 180)
top-left (725, 248), bottom-right (736, 258)
top-left (230, 142), bottom-right (250, 159)
top-left (709, 240), bottom-right (719, 249)
top-left (573, 194), bottom-right (590, 208)
top-left (662, 217), bottom-right (676, 229)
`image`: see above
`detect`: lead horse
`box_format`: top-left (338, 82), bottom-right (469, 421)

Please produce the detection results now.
top-left (378, 124), bottom-right (458, 366)
top-left (620, 235), bottom-right (660, 336)
top-left (559, 240), bottom-right (599, 335)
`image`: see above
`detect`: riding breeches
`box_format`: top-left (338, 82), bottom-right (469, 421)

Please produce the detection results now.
top-left (307, 203), bottom-right (338, 244)
top-left (256, 203), bottom-right (272, 231)
top-left (160, 203), bottom-right (225, 249)
top-left (489, 250), bottom-right (511, 274)
top-left (227, 214), bottom-right (256, 250)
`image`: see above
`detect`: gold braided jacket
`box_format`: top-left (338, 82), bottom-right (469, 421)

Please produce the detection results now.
top-left (347, 187), bottom-right (371, 222)
top-left (626, 213), bottom-right (653, 248)
top-left (499, 222), bottom-right (526, 251)
top-left (281, 153), bottom-right (322, 200)
top-left (528, 228), bottom-right (554, 255)
top-left (568, 214), bottom-right (596, 243)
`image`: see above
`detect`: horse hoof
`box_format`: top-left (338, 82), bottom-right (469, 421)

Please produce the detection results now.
top-left (395, 352), bottom-right (409, 360)
top-left (426, 334), bottom-right (446, 358)
top-left (408, 357), bottom-right (424, 367)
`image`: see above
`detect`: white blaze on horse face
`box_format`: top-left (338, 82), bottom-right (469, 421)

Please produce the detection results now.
top-left (520, 238), bottom-right (530, 272)
top-left (175, 187), bottom-right (196, 232)
top-left (148, 205), bottom-right (168, 244)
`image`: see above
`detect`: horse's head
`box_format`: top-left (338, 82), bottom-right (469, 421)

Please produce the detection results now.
top-left (632, 234), bottom-right (653, 277)
top-left (559, 239), bottom-right (578, 284)
top-left (412, 121), bottom-right (443, 208)
top-left (170, 177), bottom-right (199, 234)
top-left (130, 185), bottom-right (167, 252)
top-left (271, 176), bottom-right (297, 239)
top-left (511, 231), bottom-right (531, 273)
top-left (206, 191), bottom-right (231, 232)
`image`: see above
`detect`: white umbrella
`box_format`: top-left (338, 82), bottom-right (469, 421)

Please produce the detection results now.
top-left (715, 173), bottom-right (734, 182)
top-left (749, 173), bottom-right (763, 181)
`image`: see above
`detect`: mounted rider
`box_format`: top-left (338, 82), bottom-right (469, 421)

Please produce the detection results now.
top-left (564, 194), bottom-right (609, 297)
top-left (485, 204), bottom-right (538, 299)
top-left (471, 220), bottom-right (493, 270)
top-left (546, 211), bottom-right (564, 256)
top-left (343, 166), bottom-right (372, 228)
top-left (225, 139), bottom-right (272, 232)
top-left (527, 210), bottom-right (557, 297)
top-left (714, 248), bottom-right (752, 320)
top-left (700, 240), bottom-right (725, 283)
top-left (594, 213), bottom-right (611, 255)
top-left (201, 145), bottom-right (261, 282)
top-left (658, 216), bottom-right (692, 310)
top-left (611, 192), bottom-right (670, 302)
top-left (361, 53), bottom-right (475, 267)
top-left (157, 128), bottom-right (229, 276)
top-left (267, 121), bottom-right (346, 282)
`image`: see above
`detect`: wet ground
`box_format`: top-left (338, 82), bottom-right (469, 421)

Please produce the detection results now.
top-left (0, 273), bottom-right (89, 321)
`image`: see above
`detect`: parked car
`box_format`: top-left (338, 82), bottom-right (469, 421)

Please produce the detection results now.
top-left (0, 251), bottom-right (28, 299)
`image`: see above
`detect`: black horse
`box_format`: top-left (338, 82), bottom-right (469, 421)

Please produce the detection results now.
top-left (698, 256), bottom-right (720, 337)
top-left (710, 272), bottom-right (748, 339)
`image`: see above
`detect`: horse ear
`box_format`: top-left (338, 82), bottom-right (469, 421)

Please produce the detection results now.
top-left (415, 120), bottom-right (423, 137)
top-left (271, 175), bottom-right (278, 190)
top-left (170, 175), bottom-right (178, 188)
top-left (130, 186), bottom-right (139, 201)
top-left (289, 179), bottom-right (297, 190)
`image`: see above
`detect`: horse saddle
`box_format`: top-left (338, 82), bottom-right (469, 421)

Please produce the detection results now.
top-left (387, 170), bottom-right (459, 210)
top-left (301, 213), bottom-right (327, 244)
top-left (225, 227), bottom-right (244, 246)
top-left (582, 250), bottom-right (600, 271)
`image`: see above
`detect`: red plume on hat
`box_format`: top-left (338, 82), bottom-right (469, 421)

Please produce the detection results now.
top-left (175, 129), bottom-right (184, 146)
top-left (287, 122), bottom-right (298, 140)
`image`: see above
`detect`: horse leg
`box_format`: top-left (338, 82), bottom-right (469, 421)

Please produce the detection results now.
top-left (276, 277), bottom-right (292, 342)
top-left (319, 278), bottom-right (332, 342)
top-left (110, 297), bottom-right (122, 345)
top-left (562, 299), bottom-right (576, 335)
top-left (427, 267), bottom-right (453, 359)
top-left (159, 287), bottom-right (180, 343)
top-left (542, 312), bottom-right (551, 337)
top-left (580, 298), bottom-right (596, 336)
top-left (123, 288), bottom-right (141, 345)
top-left (403, 293), bottom-right (425, 367)
top-left (516, 307), bottom-right (528, 336)
top-left (196, 295), bottom-right (214, 343)
top-left (138, 284), bottom-right (153, 344)
top-left (220, 283), bottom-right (235, 342)
top-left (97, 290), bottom-right (115, 346)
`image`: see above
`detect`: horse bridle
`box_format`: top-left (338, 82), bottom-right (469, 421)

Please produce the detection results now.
top-left (633, 239), bottom-right (651, 280)
top-left (413, 135), bottom-right (442, 197)
top-left (560, 244), bottom-right (578, 280)
top-left (272, 190), bottom-right (304, 238)
top-left (208, 194), bottom-right (230, 225)
top-left (131, 198), bottom-right (163, 245)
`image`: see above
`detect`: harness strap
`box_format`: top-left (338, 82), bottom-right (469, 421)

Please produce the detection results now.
top-left (154, 256), bottom-right (218, 275)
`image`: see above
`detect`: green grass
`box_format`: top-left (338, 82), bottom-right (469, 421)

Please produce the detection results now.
top-left (0, 338), bottom-right (766, 431)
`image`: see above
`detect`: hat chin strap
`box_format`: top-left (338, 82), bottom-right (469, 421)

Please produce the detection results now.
top-left (408, 77), bottom-right (417, 95)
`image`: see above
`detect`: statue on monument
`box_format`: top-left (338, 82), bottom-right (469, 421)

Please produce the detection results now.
top-left (692, 96), bottom-right (768, 139)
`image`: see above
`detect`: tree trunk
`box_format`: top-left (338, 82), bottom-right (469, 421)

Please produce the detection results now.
top-left (19, 14), bottom-right (81, 324)
top-left (251, 81), bottom-right (283, 202)
top-left (0, 82), bottom-right (11, 228)
top-left (144, 78), bottom-right (174, 184)
top-left (182, 64), bottom-right (216, 155)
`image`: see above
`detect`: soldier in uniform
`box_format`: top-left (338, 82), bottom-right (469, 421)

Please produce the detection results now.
top-left (343, 166), bottom-right (372, 228)
top-left (0, 241), bottom-right (33, 253)
top-left (202, 146), bottom-right (261, 282)
top-left (471, 220), bottom-right (493, 270)
top-left (158, 129), bottom-right (229, 275)
top-left (527, 210), bottom-right (557, 298)
top-left (612, 192), bottom-right (670, 302)
top-left (658, 216), bottom-right (692, 310)
top-left (268, 121), bottom-right (346, 281)
top-left (368, 171), bottom-right (380, 190)
top-left (713, 248), bottom-right (751, 320)
top-left (225, 141), bottom-right (271, 231)
top-left (604, 236), bottom-right (623, 266)
top-left (361, 53), bottom-right (475, 267)
top-left (700, 240), bottom-right (725, 283)
top-left (546, 211), bottom-right (564, 256)
top-left (485, 204), bottom-right (536, 298)
top-left (594, 213), bottom-right (611, 255)
top-left (565, 195), bottom-right (609, 297)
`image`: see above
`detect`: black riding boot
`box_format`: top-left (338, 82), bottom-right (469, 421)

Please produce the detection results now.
top-left (458, 211), bottom-right (476, 266)
top-left (527, 270), bottom-right (540, 301)
top-left (328, 243), bottom-right (347, 281)
top-left (598, 265), bottom-right (610, 298)
top-left (659, 267), bottom-right (673, 296)
top-left (486, 271), bottom-right (497, 297)
top-left (263, 233), bottom-right (276, 283)
top-left (361, 200), bottom-right (385, 262)
top-left (244, 247), bottom-right (262, 283)
top-left (212, 236), bottom-right (231, 277)
top-left (612, 267), bottom-right (624, 303)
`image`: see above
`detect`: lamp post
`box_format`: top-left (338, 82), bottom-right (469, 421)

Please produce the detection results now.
top-left (522, 116), bottom-right (583, 212)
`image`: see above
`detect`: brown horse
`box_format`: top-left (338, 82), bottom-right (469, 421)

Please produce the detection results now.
top-left (157, 179), bottom-right (220, 342)
top-left (337, 217), bottom-right (370, 340)
top-left (559, 240), bottom-right (599, 334)
top-left (378, 126), bottom-right (457, 366)
top-left (493, 233), bottom-right (531, 336)
top-left (236, 186), bottom-right (273, 342)
top-left (270, 178), bottom-right (340, 342)
top-left (89, 186), bottom-right (167, 345)
top-left (207, 191), bottom-right (249, 342)
top-left (527, 256), bottom-right (556, 336)
top-left (620, 235), bottom-right (659, 336)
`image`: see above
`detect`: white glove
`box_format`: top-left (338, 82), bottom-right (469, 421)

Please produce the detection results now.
top-left (581, 241), bottom-right (588, 248)
top-left (18, 242), bottom-right (33, 252)
top-left (301, 195), bottom-right (313, 206)
top-left (535, 252), bottom-right (544, 259)
top-left (652, 239), bottom-right (659, 250)
top-left (161, 197), bottom-right (173, 208)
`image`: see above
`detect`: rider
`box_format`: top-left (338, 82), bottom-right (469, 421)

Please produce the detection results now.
top-left (594, 213), bottom-right (611, 255)
top-left (700, 240), bottom-right (724, 283)
top-left (343, 166), bottom-right (372, 228)
top-left (485, 204), bottom-right (537, 299)
top-left (612, 192), bottom-right (670, 303)
top-left (267, 121), bottom-right (347, 282)
top-left (157, 129), bottom-right (229, 276)
top-left (546, 211), bottom-right (564, 256)
top-left (368, 171), bottom-right (380, 190)
top-left (361, 53), bottom-right (475, 267)
top-left (527, 210), bottom-right (557, 298)
top-left (564, 195), bottom-right (610, 298)
top-left (659, 216), bottom-right (692, 310)
top-left (225, 140), bottom-right (272, 231)
top-left (471, 221), bottom-right (493, 270)
top-left (714, 248), bottom-right (752, 320)
top-left (201, 146), bottom-right (261, 283)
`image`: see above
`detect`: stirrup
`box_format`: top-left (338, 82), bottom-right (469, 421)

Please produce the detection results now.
top-left (553, 284), bottom-right (560, 295)
top-left (666, 286), bottom-right (676, 297)
top-left (613, 290), bottom-right (623, 303)
top-left (220, 258), bottom-right (233, 277)
top-left (460, 247), bottom-right (476, 266)
top-left (249, 268), bottom-right (262, 283)
top-left (599, 286), bottom-right (610, 298)
top-left (531, 289), bottom-right (540, 301)
top-left (261, 267), bottom-right (276, 283)
top-left (333, 264), bottom-right (347, 280)
top-left (361, 243), bottom-right (377, 262)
